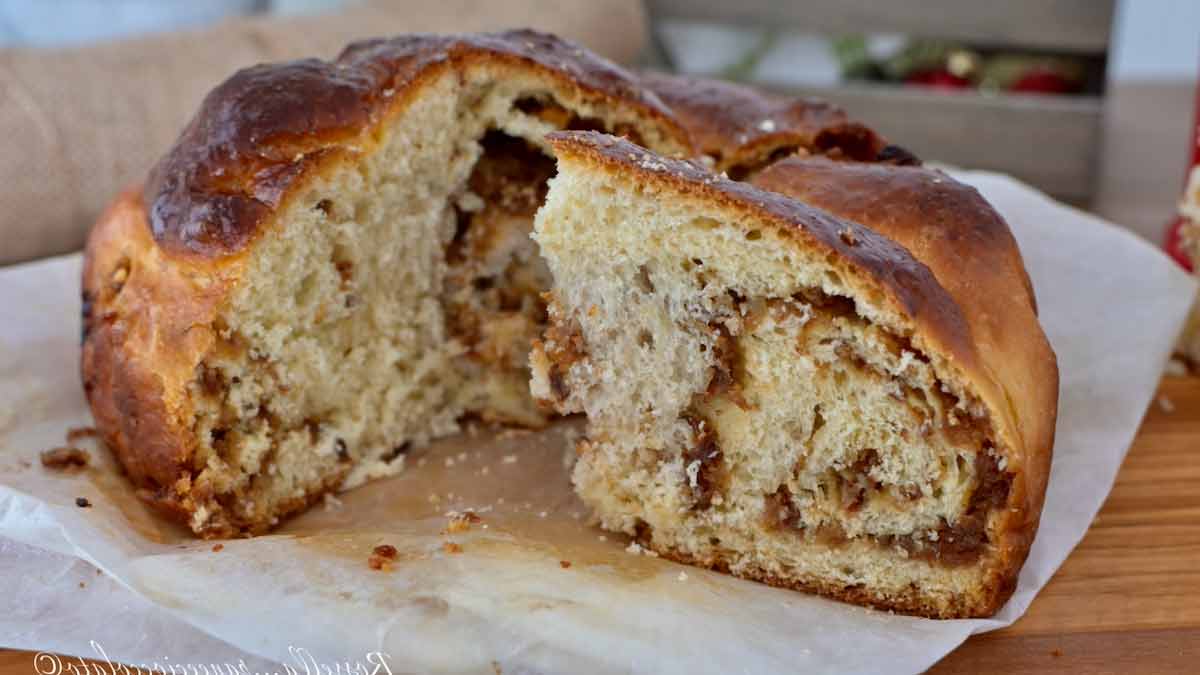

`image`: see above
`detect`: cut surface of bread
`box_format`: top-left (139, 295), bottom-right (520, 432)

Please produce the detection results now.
top-left (530, 132), bottom-right (1058, 618)
top-left (81, 31), bottom-right (691, 537)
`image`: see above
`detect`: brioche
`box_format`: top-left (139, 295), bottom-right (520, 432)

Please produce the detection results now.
top-left (80, 30), bottom-right (1058, 618)
top-left (81, 30), bottom-right (694, 537)
top-left (529, 132), bottom-right (1057, 618)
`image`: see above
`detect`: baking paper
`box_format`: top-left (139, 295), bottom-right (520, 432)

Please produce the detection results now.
top-left (0, 170), bottom-right (1194, 674)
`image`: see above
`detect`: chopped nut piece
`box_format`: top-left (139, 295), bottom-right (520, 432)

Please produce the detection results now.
top-left (373, 544), bottom-right (398, 559)
top-left (559, 560), bottom-right (571, 569)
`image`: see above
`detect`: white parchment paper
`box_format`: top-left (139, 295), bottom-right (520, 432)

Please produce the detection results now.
top-left (0, 171), bottom-right (1195, 674)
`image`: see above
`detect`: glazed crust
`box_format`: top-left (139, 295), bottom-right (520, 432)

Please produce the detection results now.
top-left (145, 30), bottom-right (692, 259)
top-left (639, 72), bottom-right (901, 173)
top-left (82, 190), bottom-right (234, 527)
top-left (546, 131), bottom-right (1057, 617)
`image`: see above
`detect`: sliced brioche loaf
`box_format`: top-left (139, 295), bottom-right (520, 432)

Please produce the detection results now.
top-left (530, 132), bottom-right (1058, 618)
top-left (81, 31), bottom-right (691, 537)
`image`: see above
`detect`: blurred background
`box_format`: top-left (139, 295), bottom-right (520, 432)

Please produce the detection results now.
top-left (0, 0), bottom-right (1196, 265)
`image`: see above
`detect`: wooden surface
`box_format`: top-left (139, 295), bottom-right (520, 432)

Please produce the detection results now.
top-left (931, 375), bottom-right (1200, 674)
top-left (1, 375), bottom-right (1197, 672)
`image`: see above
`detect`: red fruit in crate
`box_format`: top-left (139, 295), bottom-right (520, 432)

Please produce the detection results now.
top-left (1164, 216), bottom-right (1194, 272)
top-left (1010, 68), bottom-right (1075, 94)
top-left (905, 69), bottom-right (971, 90)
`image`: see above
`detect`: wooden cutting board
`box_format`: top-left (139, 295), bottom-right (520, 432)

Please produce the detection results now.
top-left (3, 376), bottom-right (1198, 674)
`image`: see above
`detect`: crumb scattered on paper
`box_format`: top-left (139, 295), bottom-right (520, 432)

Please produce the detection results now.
top-left (368, 544), bottom-right (398, 570)
top-left (40, 447), bottom-right (90, 470)
top-left (212, 544), bottom-right (224, 553)
top-left (677, 571), bottom-right (688, 582)
top-left (624, 542), bottom-right (657, 557)
top-left (74, 497), bottom-right (91, 508)
top-left (444, 510), bottom-right (481, 534)
top-left (66, 426), bottom-right (100, 443)
top-left (559, 560), bottom-right (571, 569)
top-left (442, 542), bottom-right (463, 555)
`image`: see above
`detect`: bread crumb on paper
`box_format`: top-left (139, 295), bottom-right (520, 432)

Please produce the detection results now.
top-left (66, 427), bottom-right (100, 444)
top-left (41, 447), bottom-right (90, 470)
top-left (442, 541), bottom-right (463, 555)
top-left (624, 541), bottom-right (657, 557)
top-left (75, 497), bottom-right (91, 508)
top-left (368, 543), bottom-right (398, 570)
top-left (212, 543), bottom-right (224, 552)
top-left (444, 510), bottom-right (482, 533)
top-left (677, 571), bottom-right (688, 582)
top-left (559, 560), bottom-right (571, 569)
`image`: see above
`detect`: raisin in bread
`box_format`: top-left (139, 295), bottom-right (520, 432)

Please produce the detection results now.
top-left (81, 30), bottom-right (695, 537)
top-left (530, 132), bottom-right (1058, 618)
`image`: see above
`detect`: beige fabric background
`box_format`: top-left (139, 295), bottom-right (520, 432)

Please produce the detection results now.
top-left (0, 0), bottom-right (647, 266)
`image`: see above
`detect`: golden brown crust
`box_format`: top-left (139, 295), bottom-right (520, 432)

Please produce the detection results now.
top-left (547, 131), bottom-right (979, 365)
top-left (655, 543), bottom-right (1007, 619)
top-left (145, 29), bottom-right (692, 258)
top-left (547, 131), bottom-right (1057, 617)
top-left (639, 71), bottom-right (899, 173)
top-left (81, 193), bottom-right (348, 537)
top-left (82, 189), bottom-right (234, 532)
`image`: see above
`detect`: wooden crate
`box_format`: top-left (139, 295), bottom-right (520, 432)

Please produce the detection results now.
top-left (647, 0), bottom-right (1115, 203)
